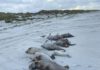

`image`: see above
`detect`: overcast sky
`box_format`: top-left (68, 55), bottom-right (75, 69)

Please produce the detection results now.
top-left (0, 0), bottom-right (100, 13)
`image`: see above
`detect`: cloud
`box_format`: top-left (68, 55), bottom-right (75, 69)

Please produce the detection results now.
top-left (0, 3), bottom-right (31, 12)
top-left (0, 0), bottom-right (100, 12)
top-left (46, 0), bottom-right (54, 2)
top-left (70, 0), bottom-right (100, 10)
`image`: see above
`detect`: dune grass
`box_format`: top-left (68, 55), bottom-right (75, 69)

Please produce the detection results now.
top-left (0, 10), bottom-right (98, 23)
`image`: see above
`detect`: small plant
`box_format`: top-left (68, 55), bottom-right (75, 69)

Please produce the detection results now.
top-left (5, 19), bottom-right (13, 23)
